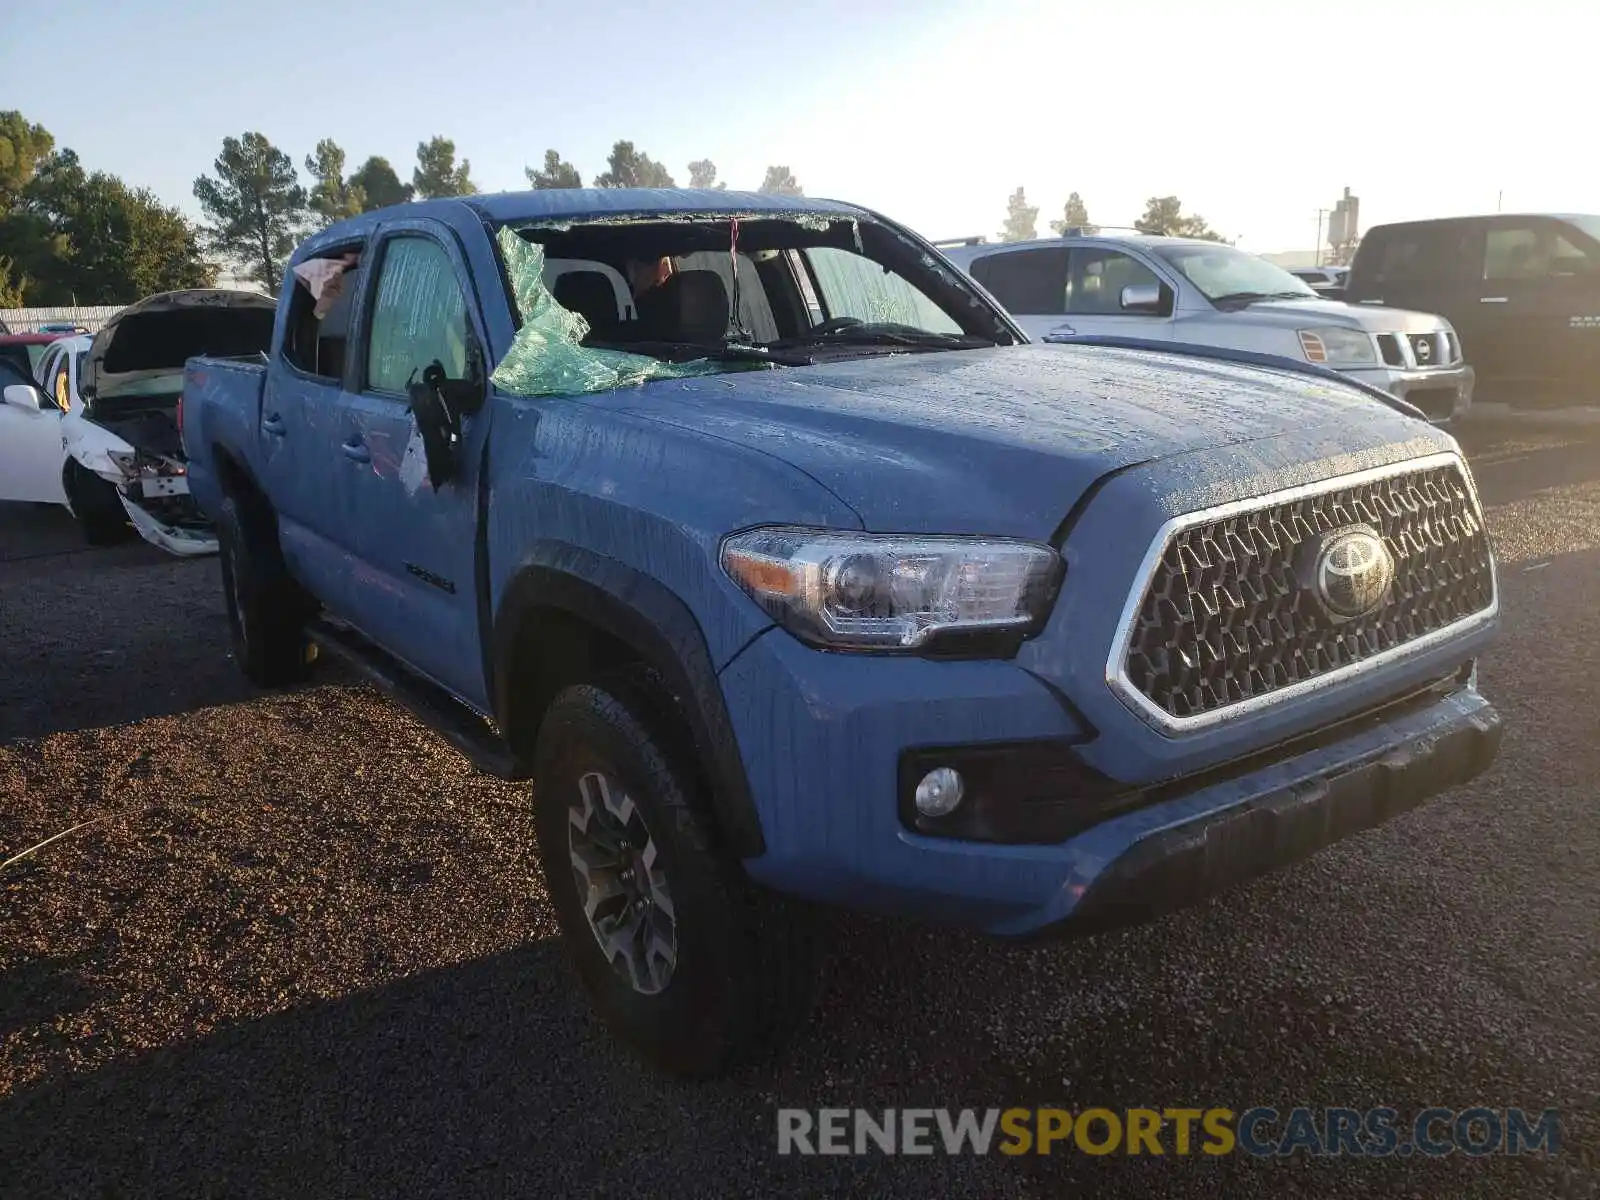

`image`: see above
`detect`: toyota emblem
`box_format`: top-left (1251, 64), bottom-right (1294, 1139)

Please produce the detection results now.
top-left (1307, 526), bottom-right (1394, 620)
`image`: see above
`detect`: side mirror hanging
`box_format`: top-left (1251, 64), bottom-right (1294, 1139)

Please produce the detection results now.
top-left (406, 356), bottom-right (487, 491)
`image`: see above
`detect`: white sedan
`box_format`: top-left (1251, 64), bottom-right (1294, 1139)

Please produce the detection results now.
top-left (3, 335), bottom-right (161, 547)
top-left (0, 343), bottom-right (71, 509)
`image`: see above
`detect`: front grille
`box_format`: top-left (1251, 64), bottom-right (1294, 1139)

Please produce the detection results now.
top-left (1376, 333), bottom-right (1405, 366)
top-left (1444, 332), bottom-right (1461, 363)
top-left (1120, 459), bottom-right (1494, 723)
top-left (1410, 332), bottom-right (1446, 368)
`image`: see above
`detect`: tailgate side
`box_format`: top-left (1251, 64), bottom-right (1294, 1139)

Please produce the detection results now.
top-left (181, 356), bottom-right (267, 519)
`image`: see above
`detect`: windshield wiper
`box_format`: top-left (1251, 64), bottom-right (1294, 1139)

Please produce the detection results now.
top-left (1209, 290), bottom-right (1317, 306)
top-left (774, 326), bottom-right (995, 352)
top-left (591, 338), bottom-right (814, 367)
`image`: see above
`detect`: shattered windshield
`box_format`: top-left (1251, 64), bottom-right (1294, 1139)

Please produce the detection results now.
top-left (490, 214), bottom-right (1015, 398)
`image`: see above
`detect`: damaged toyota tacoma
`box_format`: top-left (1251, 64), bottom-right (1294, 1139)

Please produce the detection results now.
top-left (181, 188), bottom-right (1503, 1077)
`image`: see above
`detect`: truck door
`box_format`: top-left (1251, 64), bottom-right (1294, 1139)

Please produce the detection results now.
top-left (260, 245), bottom-right (370, 620)
top-left (1474, 217), bottom-right (1600, 405)
top-left (340, 221), bottom-right (492, 709)
top-left (1058, 246), bottom-right (1175, 341)
top-left (1349, 222), bottom-right (1479, 338)
top-left (969, 246), bottom-right (1072, 340)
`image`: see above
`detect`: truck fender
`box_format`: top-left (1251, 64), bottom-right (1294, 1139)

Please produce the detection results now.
top-left (492, 542), bottom-right (765, 859)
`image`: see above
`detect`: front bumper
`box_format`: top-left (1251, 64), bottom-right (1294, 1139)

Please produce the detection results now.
top-left (721, 626), bottom-right (1501, 936)
top-left (119, 493), bottom-right (218, 557)
top-left (1344, 363), bottom-right (1474, 424)
top-left (1049, 680), bottom-right (1501, 935)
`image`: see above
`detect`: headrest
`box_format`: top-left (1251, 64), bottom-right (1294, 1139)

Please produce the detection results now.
top-left (552, 271), bottom-right (619, 331)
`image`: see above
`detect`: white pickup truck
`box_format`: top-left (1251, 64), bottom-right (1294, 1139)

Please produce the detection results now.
top-left (940, 233), bottom-right (1474, 423)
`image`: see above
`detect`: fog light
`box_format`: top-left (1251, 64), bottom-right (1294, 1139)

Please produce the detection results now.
top-left (914, 767), bottom-right (964, 817)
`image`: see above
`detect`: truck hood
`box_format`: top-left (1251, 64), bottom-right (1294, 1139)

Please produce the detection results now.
top-left (86, 289), bottom-right (275, 402)
top-left (1227, 297), bottom-right (1451, 334)
top-left (611, 344), bottom-right (1422, 539)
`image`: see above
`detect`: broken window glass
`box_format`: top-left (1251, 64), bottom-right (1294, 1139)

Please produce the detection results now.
top-left (803, 247), bottom-right (962, 333)
top-left (490, 227), bottom-right (733, 397)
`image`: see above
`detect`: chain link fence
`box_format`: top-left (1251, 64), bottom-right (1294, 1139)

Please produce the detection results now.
top-left (0, 305), bottom-right (125, 335)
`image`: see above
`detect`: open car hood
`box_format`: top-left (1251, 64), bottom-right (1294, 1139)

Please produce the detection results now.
top-left (86, 289), bottom-right (275, 402)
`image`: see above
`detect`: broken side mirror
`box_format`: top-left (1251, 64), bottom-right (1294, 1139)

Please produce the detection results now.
top-left (406, 342), bottom-right (487, 491)
top-left (3, 383), bottom-right (45, 413)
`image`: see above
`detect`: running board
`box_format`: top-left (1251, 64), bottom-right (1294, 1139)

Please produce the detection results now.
top-left (306, 618), bottom-right (528, 781)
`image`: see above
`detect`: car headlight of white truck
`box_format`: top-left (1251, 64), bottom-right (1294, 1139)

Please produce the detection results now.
top-left (1298, 327), bottom-right (1378, 366)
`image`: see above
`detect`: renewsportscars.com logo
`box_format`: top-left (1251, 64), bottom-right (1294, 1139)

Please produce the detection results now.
top-left (776, 1107), bottom-right (1562, 1158)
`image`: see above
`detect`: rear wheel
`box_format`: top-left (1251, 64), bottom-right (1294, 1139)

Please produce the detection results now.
top-left (217, 492), bottom-right (315, 687)
top-left (65, 463), bottom-right (132, 546)
top-left (533, 670), bottom-right (827, 1078)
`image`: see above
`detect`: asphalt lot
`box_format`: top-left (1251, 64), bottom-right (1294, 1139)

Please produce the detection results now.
top-left (2, 420), bottom-right (1597, 1198)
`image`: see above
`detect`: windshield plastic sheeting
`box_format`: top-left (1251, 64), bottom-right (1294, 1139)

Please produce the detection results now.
top-left (491, 227), bottom-right (753, 397)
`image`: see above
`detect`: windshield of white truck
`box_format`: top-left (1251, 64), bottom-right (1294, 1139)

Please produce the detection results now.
top-left (1151, 243), bottom-right (1321, 306)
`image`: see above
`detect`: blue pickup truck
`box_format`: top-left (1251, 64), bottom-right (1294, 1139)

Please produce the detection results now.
top-left (182, 188), bottom-right (1502, 1077)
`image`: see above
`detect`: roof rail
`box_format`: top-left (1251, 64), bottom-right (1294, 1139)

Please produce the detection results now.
top-left (932, 235), bottom-right (987, 247)
top-left (1058, 224), bottom-right (1150, 238)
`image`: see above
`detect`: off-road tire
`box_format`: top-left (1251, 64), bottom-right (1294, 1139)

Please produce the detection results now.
top-left (533, 669), bottom-right (828, 1078)
top-left (66, 463), bottom-right (132, 546)
top-left (217, 493), bottom-right (314, 687)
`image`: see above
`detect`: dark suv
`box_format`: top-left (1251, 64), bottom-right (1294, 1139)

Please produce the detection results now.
top-left (1347, 213), bottom-right (1600, 407)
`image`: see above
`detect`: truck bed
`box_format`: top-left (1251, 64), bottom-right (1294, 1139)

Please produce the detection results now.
top-left (181, 355), bottom-right (268, 465)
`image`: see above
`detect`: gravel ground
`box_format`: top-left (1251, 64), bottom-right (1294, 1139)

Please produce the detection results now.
top-left (2, 422), bottom-right (1597, 1198)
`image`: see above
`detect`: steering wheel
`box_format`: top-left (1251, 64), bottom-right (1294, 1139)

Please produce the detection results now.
top-left (811, 317), bottom-right (864, 336)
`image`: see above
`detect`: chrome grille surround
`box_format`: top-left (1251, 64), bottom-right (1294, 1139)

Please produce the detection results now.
top-left (1106, 452), bottom-right (1498, 735)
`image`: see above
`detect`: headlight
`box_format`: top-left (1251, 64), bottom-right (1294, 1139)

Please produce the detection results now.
top-left (105, 448), bottom-right (145, 477)
top-left (1298, 326), bottom-right (1377, 366)
top-left (720, 527), bottom-right (1062, 651)
top-left (106, 448), bottom-right (183, 478)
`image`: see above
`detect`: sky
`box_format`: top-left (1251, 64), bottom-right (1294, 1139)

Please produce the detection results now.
top-left (3, 0), bottom-right (1593, 254)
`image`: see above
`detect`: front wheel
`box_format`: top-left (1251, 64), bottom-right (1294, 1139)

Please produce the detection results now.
top-left (533, 672), bottom-right (828, 1077)
top-left (65, 463), bottom-right (132, 546)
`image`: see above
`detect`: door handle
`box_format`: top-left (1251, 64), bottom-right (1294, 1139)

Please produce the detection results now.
top-left (341, 437), bottom-right (370, 463)
top-left (261, 413), bottom-right (286, 435)
top-left (1480, 296), bottom-right (1509, 304)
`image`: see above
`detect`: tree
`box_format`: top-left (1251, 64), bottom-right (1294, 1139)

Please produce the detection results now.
top-left (1, 120), bottom-right (213, 305)
top-left (687, 159), bottom-right (726, 189)
top-left (305, 138), bottom-right (365, 227)
top-left (58, 175), bottom-right (214, 301)
top-left (1000, 187), bottom-right (1037, 242)
top-left (593, 141), bottom-right (675, 188)
top-left (0, 111), bottom-right (54, 210)
top-left (1134, 195), bottom-right (1227, 242)
top-left (193, 132), bottom-right (308, 291)
top-left (6, 148), bottom-right (212, 304)
top-left (1049, 192), bottom-right (1094, 235)
top-left (757, 165), bottom-right (803, 196)
top-left (413, 136), bottom-right (476, 199)
top-left (0, 148), bottom-right (73, 295)
top-left (0, 257), bottom-right (28, 307)
top-left (349, 156), bottom-right (413, 211)
top-left (525, 149), bottom-right (582, 189)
